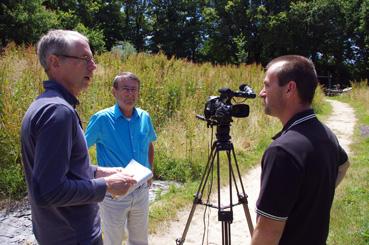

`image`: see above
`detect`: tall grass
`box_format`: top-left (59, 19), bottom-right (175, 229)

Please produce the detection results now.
top-left (0, 44), bottom-right (46, 198)
top-left (0, 44), bottom-right (324, 201)
top-left (328, 82), bottom-right (369, 245)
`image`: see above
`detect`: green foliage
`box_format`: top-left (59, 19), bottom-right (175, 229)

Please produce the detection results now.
top-left (111, 41), bottom-right (137, 61)
top-left (1, 1), bottom-right (369, 81)
top-left (154, 151), bottom-right (203, 182)
top-left (75, 23), bottom-right (106, 53)
top-left (0, 164), bottom-right (26, 198)
top-left (327, 82), bottom-right (369, 244)
top-left (121, 1), bottom-right (151, 51)
top-left (0, 45), bottom-right (44, 198)
top-left (233, 34), bottom-right (249, 64)
top-left (0, 0), bottom-right (58, 48)
top-left (55, 9), bottom-right (80, 30)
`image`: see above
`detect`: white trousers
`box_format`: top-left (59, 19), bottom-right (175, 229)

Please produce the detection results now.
top-left (100, 184), bottom-right (149, 245)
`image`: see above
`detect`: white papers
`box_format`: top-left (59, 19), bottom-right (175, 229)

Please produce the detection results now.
top-left (122, 159), bottom-right (153, 197)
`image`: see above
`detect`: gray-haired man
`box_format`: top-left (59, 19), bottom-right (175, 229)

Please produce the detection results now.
top-left (21, 29), bottom-right (136, 245)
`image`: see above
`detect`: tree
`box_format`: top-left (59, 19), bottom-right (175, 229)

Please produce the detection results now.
top-left (148, 0), bottom-right (205, 60)
top-left (0, 0), bottom-right (58, 49)
top-left (93, 0), bottom-right (125, 50)
top-left (272, 0), bottom-right (351, 86)
top-left (358, 0), bottom-right (369, 81)
top-left (200, 0), bottom-right (250, 64)
top-left (346, 0), bottom-right (369, 81)
top-left (121, 0), bottom-right (151, 52)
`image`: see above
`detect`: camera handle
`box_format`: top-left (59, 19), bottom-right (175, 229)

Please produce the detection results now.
top-left (176, 135), bottom-right (254, 245)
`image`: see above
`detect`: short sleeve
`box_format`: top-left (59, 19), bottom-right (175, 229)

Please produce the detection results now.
top-left (85, 114), bottom-right (101, 148)
top-left (147, 114), bottom-right (157, 142)
top-left (337, 144), bottom-right (348, 166)
top-left (256, 146), bottom-right (303, 221)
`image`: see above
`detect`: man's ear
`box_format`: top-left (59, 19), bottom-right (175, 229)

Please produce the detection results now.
top-left (286, 81), bottom-right (297, 94)
top-left (48, 54), bottom-right (60, 70)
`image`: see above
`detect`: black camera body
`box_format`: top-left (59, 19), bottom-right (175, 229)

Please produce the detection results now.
top-left (202, 84), bottom-right (256, 126)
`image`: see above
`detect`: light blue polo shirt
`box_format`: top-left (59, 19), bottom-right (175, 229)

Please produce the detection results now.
top-left (85, 104), bottom-right (157, 169)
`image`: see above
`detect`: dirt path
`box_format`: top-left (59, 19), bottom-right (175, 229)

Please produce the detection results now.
top-left (148, 99), bottom-right (356, 245)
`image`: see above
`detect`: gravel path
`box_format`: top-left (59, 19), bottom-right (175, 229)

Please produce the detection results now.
top-left (148, 99), bottom-right (356, 245)
top-left (0, 99), bottom-right (356, 244)
top-left (0, 181), bottom-right (177, 244)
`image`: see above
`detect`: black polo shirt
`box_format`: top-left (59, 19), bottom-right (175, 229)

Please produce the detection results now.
top-left (256, 109), bottom-right (348, 245)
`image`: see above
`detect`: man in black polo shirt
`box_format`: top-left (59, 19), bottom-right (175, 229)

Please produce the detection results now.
top-left (251, 55), bottom-right (350, 245)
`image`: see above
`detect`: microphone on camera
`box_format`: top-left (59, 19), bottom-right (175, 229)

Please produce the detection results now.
top-left (239, 84), bottom-right (256, 98)
top-left (231, 104), bottom-right (249, 118)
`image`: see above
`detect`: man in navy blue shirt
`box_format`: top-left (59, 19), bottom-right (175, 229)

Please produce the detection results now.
top-left (251, 55), bottom-right (350, 245)
top-left (21, 29), bottom-right (136, 245)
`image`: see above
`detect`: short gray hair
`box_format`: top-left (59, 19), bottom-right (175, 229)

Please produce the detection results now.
top-left (37, 29), bottom-right (89, 71)
top-left (112, 72), bottom-right (141, 89)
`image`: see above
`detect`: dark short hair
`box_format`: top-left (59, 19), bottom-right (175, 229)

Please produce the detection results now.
top-left (112, 72), bottom-right (141, 89)
top-left (266, 55), bottom-right (318, 104)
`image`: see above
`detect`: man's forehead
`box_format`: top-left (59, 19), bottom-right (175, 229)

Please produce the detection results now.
top-left (118, 78), bottom-right (139, 86)
top-left (264, 62), bottom-right (284, 83)
top-left (268, 60), bottom-right (287, 72)
top-left (68, 41), bottom-right (92, 56)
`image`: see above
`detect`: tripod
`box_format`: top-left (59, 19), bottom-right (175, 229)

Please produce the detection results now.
top-left (176, 124), bottom-right (254, 245)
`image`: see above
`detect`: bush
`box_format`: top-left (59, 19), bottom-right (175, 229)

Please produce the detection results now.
top-left (0, 164), bottom-right (26, 198)
top-left (111, 41), bottom-right (137, 60)
top-left (154, 151), bottom-right (203, 182)
top-left (75, 23), bottom-right (106, 53)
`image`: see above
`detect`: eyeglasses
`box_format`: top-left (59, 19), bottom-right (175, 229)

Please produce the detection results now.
top-left (56, 54), bottom-right (95, 63)
top-left (117, 86), bottom-right (138, 93)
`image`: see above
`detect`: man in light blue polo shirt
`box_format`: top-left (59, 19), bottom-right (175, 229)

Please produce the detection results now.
top-left (85, 72), bottom-right (156, 245)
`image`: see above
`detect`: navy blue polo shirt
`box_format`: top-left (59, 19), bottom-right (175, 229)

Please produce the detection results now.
top-left (256, 109), bottom-right (348, 245)
top-left (21, 80), bottom-right (107, 244)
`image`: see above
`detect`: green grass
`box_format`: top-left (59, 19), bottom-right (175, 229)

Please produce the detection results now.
top-left (327, 82), bottom-right (369, 245)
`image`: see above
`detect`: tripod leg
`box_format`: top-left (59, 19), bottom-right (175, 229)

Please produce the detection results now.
top-left (229, 145), bottom-right (254, 235)
top-left (175, 198), bottom-right (200, 245)
top-left (229, 167), bottom-right (254, 235)
top-left (219, 211), bottom-right (233, 245)
top-left (221, 221), bottom-right (231, 245)
top-left (241, 199), bottom-right (254, 235)
top-left (176, 143), bottom-right (217, 245)
top-left (218, 149), bottom-right (234, 245)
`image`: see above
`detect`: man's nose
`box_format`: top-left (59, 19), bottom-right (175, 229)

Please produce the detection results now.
top-left (259, 88), bottom-right (265, 97)
top-left (88, 60), bottom-right (97, 71)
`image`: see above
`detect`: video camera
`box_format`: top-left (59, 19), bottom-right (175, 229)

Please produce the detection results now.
top-left (197, 84), bottom-right (256, 126)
